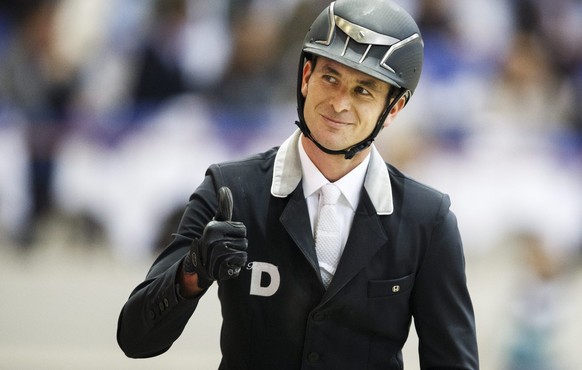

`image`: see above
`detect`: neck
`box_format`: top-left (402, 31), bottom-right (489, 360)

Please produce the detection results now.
top-left (301, 135), bottom-right (369, 182)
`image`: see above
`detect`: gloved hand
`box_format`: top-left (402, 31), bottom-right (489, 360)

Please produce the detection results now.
top-left (183, 186), bottom-right (248, 289)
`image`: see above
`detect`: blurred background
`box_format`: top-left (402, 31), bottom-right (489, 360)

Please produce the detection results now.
top-left (0, 0), bottom-right (581, 369)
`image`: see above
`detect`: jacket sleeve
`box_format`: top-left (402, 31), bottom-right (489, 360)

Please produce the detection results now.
top-left (411, 194), bottom-right (479, 369)
top-left (116, 234), bottom-right (206, 358)
top-left (117, 174), bottom-right (219, 358)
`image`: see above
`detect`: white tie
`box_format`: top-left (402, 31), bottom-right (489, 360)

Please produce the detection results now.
top-left (315, 184), bottom-right (342, 288)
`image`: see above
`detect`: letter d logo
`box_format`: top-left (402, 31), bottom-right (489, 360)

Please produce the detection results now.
top-left (249, 262), bottom-right (280, 297)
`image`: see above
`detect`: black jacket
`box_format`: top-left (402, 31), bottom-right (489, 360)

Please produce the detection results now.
top-left (117, 132), bottom-right (478, 369)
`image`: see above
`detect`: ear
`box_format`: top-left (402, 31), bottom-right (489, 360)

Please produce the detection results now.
top-left (301, 60), bottom-right (314, 98)
top-left (382, 95), bottom-right (407, 128)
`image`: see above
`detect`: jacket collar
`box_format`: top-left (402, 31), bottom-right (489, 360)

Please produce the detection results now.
top-left (271, 129), bottom-right (394, 215)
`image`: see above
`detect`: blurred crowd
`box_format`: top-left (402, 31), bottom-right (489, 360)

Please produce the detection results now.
top-left (1, 0), bottom-right (581, 254)
top-left (1, 0), bottom-right (581, 367)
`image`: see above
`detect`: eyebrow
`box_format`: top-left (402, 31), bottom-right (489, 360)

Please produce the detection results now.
top-left (320, 64), bottom-right (385, 93)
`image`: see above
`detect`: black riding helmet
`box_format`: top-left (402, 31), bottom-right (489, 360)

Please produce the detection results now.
top-left (296, 0), bottom-right (424, 159)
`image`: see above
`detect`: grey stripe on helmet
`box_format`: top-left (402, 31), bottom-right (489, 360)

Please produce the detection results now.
top-left (379, 33), bottom-right (422, 73)
top-left (315, 2), bottom-right (336, 46)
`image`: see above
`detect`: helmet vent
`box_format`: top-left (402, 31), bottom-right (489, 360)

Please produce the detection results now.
top-left (358, 45), bottom-right (372, 63)
top-left (341, 37), bottom-right (350, 56)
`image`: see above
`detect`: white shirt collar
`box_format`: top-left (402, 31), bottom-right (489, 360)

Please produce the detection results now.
top-left (298, 138), bottom-right (369, 211)
top-left (298, 139), bottom-right (328, 199)
top-left (271, 129), bottom-right (394, 215)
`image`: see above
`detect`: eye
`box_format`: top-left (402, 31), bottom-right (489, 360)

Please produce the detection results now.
top-left (355, 86), bottom-right (372, 96)
top-left (322, 74), bottom-right (338, 84)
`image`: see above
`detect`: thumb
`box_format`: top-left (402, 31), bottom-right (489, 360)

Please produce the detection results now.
top-left (214, 186), bottom-right (233, 221)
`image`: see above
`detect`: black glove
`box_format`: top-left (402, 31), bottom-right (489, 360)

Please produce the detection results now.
top-left (183, 186), bottom-right (248, 289)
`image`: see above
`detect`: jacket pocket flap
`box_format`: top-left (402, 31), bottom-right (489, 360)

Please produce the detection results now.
top-left (368, 274), bottom-right (414, 298)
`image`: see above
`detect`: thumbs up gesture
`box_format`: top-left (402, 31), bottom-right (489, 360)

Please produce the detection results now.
top-left (183, 187), bottom-right (248, 290)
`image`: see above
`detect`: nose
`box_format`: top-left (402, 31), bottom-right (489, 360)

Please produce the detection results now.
top-left (329, 88), bottom-right (351, 113)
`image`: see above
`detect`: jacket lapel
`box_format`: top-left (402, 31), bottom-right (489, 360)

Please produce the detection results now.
top-left (279, 185), bottom-right (321, 279)
top-left (322, 190), bottom-right (388, 303)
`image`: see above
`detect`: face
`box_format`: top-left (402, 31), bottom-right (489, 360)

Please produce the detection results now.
top-left (301, 57), bottom-right (403, 152)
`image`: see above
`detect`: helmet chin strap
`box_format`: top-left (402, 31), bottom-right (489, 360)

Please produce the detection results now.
top-left (295, 88), bottom-right (406, 160)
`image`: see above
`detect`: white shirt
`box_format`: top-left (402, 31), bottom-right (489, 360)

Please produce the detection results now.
top-left (297, 136), bottom-right (370, 273)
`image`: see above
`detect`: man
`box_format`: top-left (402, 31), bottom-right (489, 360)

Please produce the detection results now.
top-left (117, 0), bottom-right (479, 368)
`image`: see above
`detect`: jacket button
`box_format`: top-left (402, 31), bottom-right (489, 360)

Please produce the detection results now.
top-left (163, 298), bottom-right (169, 307)
top-left (312, 312), bottom-right (325, 321)
top-left (159, 302), bottom-right (166, 312)
top-left (148, 310), bottom-right (155, 320)
top-left (307, 352), bottom-right (320, 363)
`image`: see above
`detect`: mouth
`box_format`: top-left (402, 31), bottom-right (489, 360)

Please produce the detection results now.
top-left (321, 114), bottom-right (351, 127)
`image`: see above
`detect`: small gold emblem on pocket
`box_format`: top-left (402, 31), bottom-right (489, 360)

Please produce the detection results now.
top-left (392, 285), bottom-right (400, 293)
